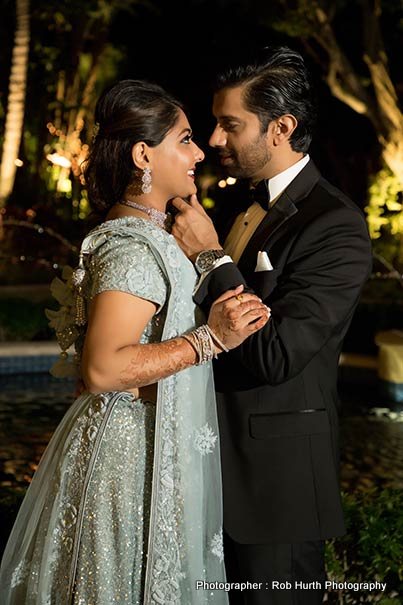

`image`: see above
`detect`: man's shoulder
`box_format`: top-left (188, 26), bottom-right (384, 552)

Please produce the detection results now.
top-left (300, 173), bottom-right (366, 225)
top-left (316, 175), bottom-right (360, 211)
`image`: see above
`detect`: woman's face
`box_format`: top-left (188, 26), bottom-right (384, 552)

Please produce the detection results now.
top-left (150, 109), bottom-right (205, 200)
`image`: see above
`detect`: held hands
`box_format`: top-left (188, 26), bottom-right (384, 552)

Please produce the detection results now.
top-left (208, 285), bottom-right (271, 351)
top-left (171, 195), bottom-right (220, 261)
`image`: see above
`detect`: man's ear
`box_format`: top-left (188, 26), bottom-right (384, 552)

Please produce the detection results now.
top-left (271, 115), bottom-right (298, 147)
top-left (131, 141), bottom-right (151, 170)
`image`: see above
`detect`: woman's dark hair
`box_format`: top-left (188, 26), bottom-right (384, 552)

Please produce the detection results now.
top-left (84, 79), bottom-right (184, 212)
top-left (214, 46), bottom-right (316, 153)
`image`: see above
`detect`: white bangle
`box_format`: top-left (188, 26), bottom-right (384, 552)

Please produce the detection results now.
top-left (206, 324), bottom-right (229, 353)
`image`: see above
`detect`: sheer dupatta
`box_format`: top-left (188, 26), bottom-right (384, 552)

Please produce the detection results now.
top-left (111, 224), bottom-right (228, 603)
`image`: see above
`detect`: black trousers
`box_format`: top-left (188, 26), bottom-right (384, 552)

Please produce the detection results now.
top-left (223, 532), bottom-right (326, 605)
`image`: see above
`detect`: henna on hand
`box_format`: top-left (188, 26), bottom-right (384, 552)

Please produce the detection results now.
top-left (207, 286), bottom-right (270, 350)
top-left (171, 196), bottom-right (220, 258)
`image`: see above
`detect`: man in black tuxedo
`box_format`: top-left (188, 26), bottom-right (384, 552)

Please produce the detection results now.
top-left (172, 46), bottom-right (372, 604)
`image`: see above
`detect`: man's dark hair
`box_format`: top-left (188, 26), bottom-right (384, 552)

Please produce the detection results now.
top-left (214, 46), bottom-right (316, 152)
top-left (84, 79), bottom-right (183, 213)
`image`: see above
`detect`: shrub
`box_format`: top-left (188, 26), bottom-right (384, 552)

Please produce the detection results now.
top-left (0, 298), bottom-right (57, 341)
top-left (325, 489), bottom-right (403, 603)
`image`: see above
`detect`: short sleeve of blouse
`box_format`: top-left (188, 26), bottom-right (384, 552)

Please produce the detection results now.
top-left (88, 234), bottom-right (168, 312)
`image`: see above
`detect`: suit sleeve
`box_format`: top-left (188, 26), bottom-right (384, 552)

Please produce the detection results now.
top-left (194, 206), bottom-right (372, 385)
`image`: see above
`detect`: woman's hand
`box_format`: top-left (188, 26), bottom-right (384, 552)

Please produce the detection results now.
top-left (171, 195), bottom-right (220, 260)
top-left (208, 285), bottom-right (270, 351)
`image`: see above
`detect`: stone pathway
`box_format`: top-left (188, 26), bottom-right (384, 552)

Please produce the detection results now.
top-left (340, 411), bottom-right (403, 492)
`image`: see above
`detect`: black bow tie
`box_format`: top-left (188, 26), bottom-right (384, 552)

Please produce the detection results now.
top-left (249, 180), bottom-right (270, 210)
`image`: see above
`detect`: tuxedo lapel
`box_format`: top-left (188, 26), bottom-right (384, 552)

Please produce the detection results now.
top-left (237, 193), bottom-right (297, 274)
top-left (237, 160), bottom-right (321, 274)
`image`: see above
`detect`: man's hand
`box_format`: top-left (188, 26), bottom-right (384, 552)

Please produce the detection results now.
top-left (171, 194), bottom-right (221, 261)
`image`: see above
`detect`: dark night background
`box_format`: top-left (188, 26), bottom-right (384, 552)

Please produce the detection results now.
top-left (108, 0), bottom-right (377, 208)
top-left (0, 0), bottom-right (387, 214)
top-left (1, 2), bottom-right (403, 602)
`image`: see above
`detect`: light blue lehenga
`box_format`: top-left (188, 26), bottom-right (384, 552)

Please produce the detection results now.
top-left (0, 217), bottom-right (228, 604)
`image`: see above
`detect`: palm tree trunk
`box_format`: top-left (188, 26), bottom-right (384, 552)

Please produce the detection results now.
top-left (0, 0), bottom-right (30, 206)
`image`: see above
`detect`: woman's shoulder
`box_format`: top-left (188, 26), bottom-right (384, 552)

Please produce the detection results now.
top-left (88, 215), bottom-right (169, 238)
top-left (82, 215), bottom-right (190, 286)
top-left (84, 216), bottom-right (171, 255)
top-left (85, 218), bottom-right (170, 303)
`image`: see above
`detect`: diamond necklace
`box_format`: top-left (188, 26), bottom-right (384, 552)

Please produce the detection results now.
top-left (119, 199), bottom-right (170, 230)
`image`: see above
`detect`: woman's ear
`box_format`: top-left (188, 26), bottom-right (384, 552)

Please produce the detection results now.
top-left (271, 114), bottom-right (298, 146)
top-left (131, 142), bottom-right (151, 170)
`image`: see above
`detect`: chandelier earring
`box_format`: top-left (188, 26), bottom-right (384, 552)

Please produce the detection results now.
top-left (141, 166), bottom-right (152, 194)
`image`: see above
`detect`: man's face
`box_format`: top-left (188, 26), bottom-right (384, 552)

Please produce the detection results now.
top-left (209, 85), bottom-right (271, 182)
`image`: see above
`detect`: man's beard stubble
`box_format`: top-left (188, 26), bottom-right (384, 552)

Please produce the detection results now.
top-left (225, 133), bottom-right (271, 180)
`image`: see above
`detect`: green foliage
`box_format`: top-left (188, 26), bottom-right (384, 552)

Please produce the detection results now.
top-left (0, 298), bottom-right (57, 342)
top-left (366, 169), bottom-right (403, 240)
top-left (22, 131), bottom-right (39, 174)
top-left (268, 0), bottom-right (349, 38)
top-left (365, 169), bottom-right (403, 269)
top-left (270, 2), bottom-right (318, 38)
top-left (2, 0), bottom-right (150, 216)
top-left (96, 44), bottom-right (124, 83)
top-left (325, 489), bottom-right (403, 603)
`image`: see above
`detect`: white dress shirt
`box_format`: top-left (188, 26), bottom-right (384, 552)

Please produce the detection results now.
top-left (194, 154), bottom-right (310, 290)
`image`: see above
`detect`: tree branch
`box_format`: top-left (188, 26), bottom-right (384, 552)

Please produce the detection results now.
top-left (360, 0), bottom-right (403, 133)
top-left (310, 3), bottom-right (382, 127)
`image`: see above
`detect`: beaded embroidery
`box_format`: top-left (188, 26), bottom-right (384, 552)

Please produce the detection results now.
top-left (210, 530), bottom-right (224, 563)
top-left (194, 423), bottom-right (218, 456)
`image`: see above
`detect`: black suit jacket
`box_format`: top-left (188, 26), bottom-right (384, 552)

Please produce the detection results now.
top-left (194, 161), bottom-right (372, 544)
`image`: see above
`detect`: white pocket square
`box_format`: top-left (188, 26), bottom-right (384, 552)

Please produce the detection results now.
top-left (255, 250), bottom-right (273, 272)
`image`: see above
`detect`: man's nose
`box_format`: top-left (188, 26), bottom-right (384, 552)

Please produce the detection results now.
top-left (209, 125), bottom-right (226, 148)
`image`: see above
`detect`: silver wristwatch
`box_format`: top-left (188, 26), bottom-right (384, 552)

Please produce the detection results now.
top-left (194, 249), bottom-right (225, 274)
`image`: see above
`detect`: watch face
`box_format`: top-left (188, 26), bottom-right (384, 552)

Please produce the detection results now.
top-left (196, 251), bottom-right (214, 272)
top-left (195, 250), bottom-right (224, 273)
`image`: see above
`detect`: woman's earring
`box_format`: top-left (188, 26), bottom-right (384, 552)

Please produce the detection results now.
top-left (141, 167), bottom-right (152, 194)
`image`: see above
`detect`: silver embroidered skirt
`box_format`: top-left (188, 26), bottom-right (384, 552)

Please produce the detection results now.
top-left (0, 391), bottom-right (156, 605)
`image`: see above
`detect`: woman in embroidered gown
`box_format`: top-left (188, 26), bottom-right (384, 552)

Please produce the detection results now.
top-left (0, 80), bottom-right (270, 604)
